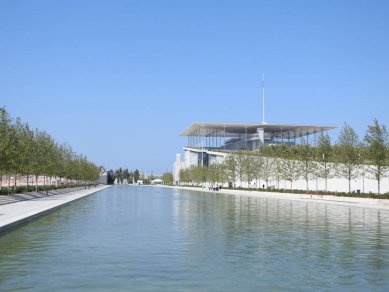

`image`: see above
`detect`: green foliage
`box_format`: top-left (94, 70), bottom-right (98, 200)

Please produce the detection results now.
top-left (315, 132), bottom-right (334, 191)
top-left (277, 156), bottom-right (301, 190)
top-left (162, 172), bottom-right (173, 184)
top-left (178, 168), bottom-right (191, 184)
top-left (134, 169), bottom-right (140, 182)
top-left (364, 119), bottom-right (389, 194)
top-left (207, 163), bottom-right (226, 184)
top-left (0, 107), bottom-right (100, 192)
top-left (224, 155), bottom-right (238, 186)
top-left (251, 155), bottom-right (263, 187)
top-left (191, 166), bottom-right (208, 184)
top-left (109, 168), bottom-right (143, 184)
top-left (235, 151), bottom-right (247, 186)
top-left (260, 155), bottom-right (274, 188)
top-left (115, 168), bottom-right (124, 183)
top-left (296, 139), bottom-right (317, 191)
top-left (335, 123), bottom-right (361, 193)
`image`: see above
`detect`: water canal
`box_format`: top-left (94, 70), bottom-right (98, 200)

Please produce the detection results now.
top-left (1, 186), bottom-right (389, 291)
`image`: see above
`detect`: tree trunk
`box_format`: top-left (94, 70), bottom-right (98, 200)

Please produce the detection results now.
top-left (324, 162), bottom-right (329, 191)
top-left (8, 175), bottom-right (11, 194)
top-left (44, 176), bottom-right (48, 195)
top-left (348, 167), bottom-right (351, 193)
top-left (348, 178), bottom-right (351, 194)
top-left (377, 165), bottom-right (381, 195)
top-left (35, 175), bottom-right (38, 192)
top-left (324, 177), bottom-right (328, 191)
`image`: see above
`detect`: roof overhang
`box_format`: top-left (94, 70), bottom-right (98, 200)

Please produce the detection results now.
top-left (180, 122), bottom-right (337, 138)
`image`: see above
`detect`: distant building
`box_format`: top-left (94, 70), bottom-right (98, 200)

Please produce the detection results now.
top-left (173, 154), bottom-right (184, 184)
top-left (173, 121), bottom-right (336, 182)
top-left (151, 179), bottom-right (163, 185)
top-left (97, 167), bottom-right (109, 185)
top-left (97, 174), bottom-right (107, 184)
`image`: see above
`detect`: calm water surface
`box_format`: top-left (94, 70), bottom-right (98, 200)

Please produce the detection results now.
top-left (1, 186), bottom-right (389, 291)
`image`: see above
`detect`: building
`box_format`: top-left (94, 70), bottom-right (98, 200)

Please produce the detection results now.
top-left (173, 121), bottom-right (336, 183)
top-left (173, 154), bottom-right (184, 183)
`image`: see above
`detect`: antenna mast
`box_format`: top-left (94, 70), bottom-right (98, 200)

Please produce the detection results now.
top-left (262, 73), bottom-right (265, 123)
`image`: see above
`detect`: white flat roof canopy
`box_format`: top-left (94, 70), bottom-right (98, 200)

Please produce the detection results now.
top-left (180, 122), bottom-right (336, 138)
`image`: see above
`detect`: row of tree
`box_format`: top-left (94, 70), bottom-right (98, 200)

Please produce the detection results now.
top-left (110, 167), bottom-right (174, 185)
top-left (179, 119), bottom-right (389, 194)
top-left (0, 107), bottom-right (100, 191)
top-left (110, 168), bottom-right (140, 184)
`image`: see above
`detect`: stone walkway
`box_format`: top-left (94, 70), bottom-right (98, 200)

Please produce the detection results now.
top-left (0, 187), bottom-right (86, 205)
top-left (160, 185), bottom-right (389, 211)
top-left (0, 185), bottom-right (111, 233)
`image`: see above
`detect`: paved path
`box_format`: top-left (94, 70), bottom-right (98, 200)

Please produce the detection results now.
top-left (0, 185), bottom-right (111, 233)
top-left (0, 187), bottom-right (86, 205)
top-left (159, 185), bottom-right (389, 211)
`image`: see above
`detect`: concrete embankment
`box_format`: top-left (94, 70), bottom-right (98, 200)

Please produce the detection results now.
top-left (0, 185), bottom-right (111, 233)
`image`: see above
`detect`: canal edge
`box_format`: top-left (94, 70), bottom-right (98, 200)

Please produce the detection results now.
top-left (0, 185), bottom-right (112, 234)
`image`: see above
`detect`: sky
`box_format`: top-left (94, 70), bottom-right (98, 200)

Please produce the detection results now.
top-left (1, 0), bottom-right (389, 173)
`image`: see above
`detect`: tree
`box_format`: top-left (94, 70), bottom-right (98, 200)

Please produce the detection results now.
top-left (128, 171), bottom-right (134, 184)
top-left (207, 164), bottom-right (219, 185)
top-left (364, 119), bottom-right (389, 194)
top-left (123, 169), bottom-right (130, 182)
top-left (235, 152), bottom-right (247, 187)
top-left (335, 123), bottom-right (361, 193)
top-left (296, 139), bottom-right (317, 191)
top-left (191, 166), bottom-right (207, 185)
top-left (260, 155), bottom-right (274, 188)
top-left (224, 154), bottom-right (237, 187)
top-left (315, 132), bottom-right (334, 191)
top-left (162, 172), bottom-right (173, 184)
top-left (208, 163), bottom-right (227, 186)
top-left (178, 168), bottom-right (190, 185)
top-left (277, 147), bottom-right (301, 190)
top-left (31, 130), bottom-right (48, 191)
top-left (241, 154), bottom-right (256, 188)
top-left (0, 107), bottom-right (13, 191)
top-left (134, 169), bottom-right (140, 183)
top-left (19, 123), bottom-right (34, 187)
top-left (115, 168), bottom-right (124, 183)
top-left (216, 163), bottom-right (228, 186)
top-left (252, 154), bottom-right (263, 189)
top-left (107, 169), bottom-right (116, 184)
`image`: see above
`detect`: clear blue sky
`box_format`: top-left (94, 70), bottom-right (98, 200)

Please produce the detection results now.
top-left (1, 1), bottom-right (388, 173)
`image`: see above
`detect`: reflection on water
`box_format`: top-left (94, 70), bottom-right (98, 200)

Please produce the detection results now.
top-left (1, 186), bottom-right (389, 291)
top-left (172, 189), bottom-right (389, 290)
